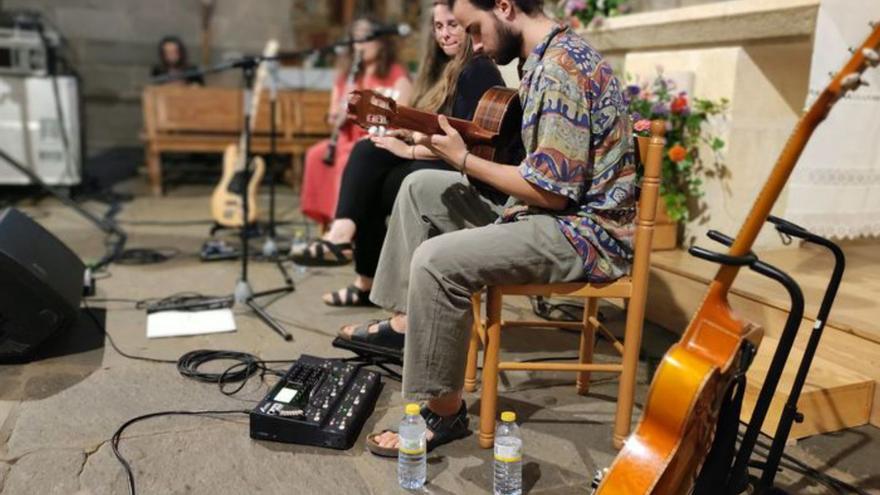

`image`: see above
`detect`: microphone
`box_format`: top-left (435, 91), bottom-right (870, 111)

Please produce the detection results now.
top-left (354, 23), bottom-right (412, 42)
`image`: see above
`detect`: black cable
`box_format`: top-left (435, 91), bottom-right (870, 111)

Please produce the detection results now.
top-left (81, 301), bottom-right (177, 364)
top-left (111, 409), bottom-right (249, 495)
top-left (114, 247), bottom-right (180, 265)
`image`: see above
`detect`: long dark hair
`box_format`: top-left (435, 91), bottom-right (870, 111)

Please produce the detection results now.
top-left (157, 35), bottom-right (188, 69)
top-left (336, 15), bottom-right (399, 80)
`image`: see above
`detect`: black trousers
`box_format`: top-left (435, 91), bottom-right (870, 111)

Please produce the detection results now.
top-left (335, 139), bottom-right (452, 278)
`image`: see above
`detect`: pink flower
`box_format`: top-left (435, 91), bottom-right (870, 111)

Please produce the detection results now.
top-left (634, 119), bottom-right (651, 132)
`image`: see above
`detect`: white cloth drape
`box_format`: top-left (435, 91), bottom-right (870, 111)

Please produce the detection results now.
top-left (783, 0), bottom-right (880, 239)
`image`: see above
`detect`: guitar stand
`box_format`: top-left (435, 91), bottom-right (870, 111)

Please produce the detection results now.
top-left (332, 337), bottom-right (403, 381)
top-left (689, 217), bottom-right (845, 495)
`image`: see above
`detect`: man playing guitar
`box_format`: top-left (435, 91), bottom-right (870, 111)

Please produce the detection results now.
top-left (339, 0), bottom-right (639, 455)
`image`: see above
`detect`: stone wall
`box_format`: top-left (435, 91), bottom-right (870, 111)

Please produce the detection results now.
top-left (1, 0), bottom-right (731, 157)
top-left (2, 0), bottom-right (295, 154)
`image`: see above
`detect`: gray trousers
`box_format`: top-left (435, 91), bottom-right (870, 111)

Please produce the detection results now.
top-left (370, 170), bottom-right (586, 400)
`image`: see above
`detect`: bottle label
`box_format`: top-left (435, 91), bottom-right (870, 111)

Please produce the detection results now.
top-left (494, 444), bottom-right (521, 463)
top-left (399, 437), bottom-right (425, 455)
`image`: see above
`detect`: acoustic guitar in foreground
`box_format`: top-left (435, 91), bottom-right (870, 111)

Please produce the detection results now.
top-left (210, 40), bottom-right (278, 227)
top-left (596, 22), bottom-right (880, 495)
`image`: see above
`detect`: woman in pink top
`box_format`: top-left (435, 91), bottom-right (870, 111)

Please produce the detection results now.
top-left (299, 17), bottom-right (412, 226)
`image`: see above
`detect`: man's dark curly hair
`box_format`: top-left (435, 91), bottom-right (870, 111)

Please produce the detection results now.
top-left (448, 0), bottom-right (544, 16)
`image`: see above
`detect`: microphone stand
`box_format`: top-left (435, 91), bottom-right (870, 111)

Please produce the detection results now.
top-left (151, 27), bottom-right (411, 341)
top-left (261, 60), bottom-right (282, 258)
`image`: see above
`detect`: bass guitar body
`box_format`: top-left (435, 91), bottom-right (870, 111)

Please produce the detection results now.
top-left (211, 143), bottom-right (265, 227)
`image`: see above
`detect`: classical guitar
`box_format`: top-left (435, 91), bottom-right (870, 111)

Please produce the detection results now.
top-left (595, 23), bottom-right (880, 495)
top-left (346, 86), bottom-right (524, 164)
top-left (210, 40), bottom-right (278, 227)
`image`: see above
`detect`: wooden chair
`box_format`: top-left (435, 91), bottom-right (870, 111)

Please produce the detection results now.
top-left (465, 120), bottom-right (666, 450)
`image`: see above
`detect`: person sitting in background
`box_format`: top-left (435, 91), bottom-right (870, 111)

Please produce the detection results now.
top-left (292, 1), bottom-right (511, 311)
top-left (151, 35), bottom-right (204, 85)
top-left (298, 16), bottom-right (413, 227)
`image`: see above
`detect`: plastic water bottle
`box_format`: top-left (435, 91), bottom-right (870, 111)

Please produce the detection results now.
top-left (494, 411), bottom-right (523, 495)
top-left (398, 403), bottom-right (427, 489)
top-left (290, 229), bottom-right (308, 275)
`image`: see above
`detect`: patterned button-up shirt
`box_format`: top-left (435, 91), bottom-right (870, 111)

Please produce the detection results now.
top-left (504, 25), bottom-right (636, 281)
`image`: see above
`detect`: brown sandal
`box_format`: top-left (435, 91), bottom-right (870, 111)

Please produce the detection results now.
top-left (365, 429), bottom-right (399, 458)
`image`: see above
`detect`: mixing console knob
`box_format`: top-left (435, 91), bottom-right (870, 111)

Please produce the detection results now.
top-left (346, 410), bottom-right (353, 417)
top-left (353, 398), bottom-right (360, 405)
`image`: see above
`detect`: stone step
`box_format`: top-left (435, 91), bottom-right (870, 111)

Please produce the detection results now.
top-left (741, 335), bottom-right (874, 440)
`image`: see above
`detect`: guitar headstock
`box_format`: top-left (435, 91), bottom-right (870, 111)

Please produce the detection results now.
top-left (347, 89), bottom-right (399, 136)
top-left (825, 21), bottom-right (880, 103)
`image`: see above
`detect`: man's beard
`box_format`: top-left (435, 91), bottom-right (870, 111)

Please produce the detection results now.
top-left (490, 16), bottom-right (522, 66)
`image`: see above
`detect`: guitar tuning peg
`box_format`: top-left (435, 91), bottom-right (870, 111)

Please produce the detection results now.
top-left (863, 48), bottom-right (880, 67)
top-left (841, 73), bottom-right (869, 91)
top-left (377, 126), bottom-right (387, 137)
top-left (849, 47), bottom-right (856, 54)
top-left (368, 125), bottom-right (378, 136)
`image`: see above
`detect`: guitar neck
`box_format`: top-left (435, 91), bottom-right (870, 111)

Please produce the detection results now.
top-left (715, 97), bottom-right (828, 289)
top-left (393, 106), bottom-right (496, 145)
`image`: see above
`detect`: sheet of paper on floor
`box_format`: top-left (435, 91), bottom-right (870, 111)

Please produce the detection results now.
top-left (146, 309), bottom-right (237, 338)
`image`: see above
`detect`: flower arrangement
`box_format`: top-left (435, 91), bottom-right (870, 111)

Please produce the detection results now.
top-left (555, 0), bottom-right (632, 29)
top-left (625, 69), bottom-right (729, 223)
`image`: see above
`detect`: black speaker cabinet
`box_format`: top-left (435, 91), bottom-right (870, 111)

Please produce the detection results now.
top-left (0, 207), bottom-right (85, 362)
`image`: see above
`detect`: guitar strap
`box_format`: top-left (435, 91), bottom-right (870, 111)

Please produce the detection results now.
top-left (692, 341), bottom-right (755, 494)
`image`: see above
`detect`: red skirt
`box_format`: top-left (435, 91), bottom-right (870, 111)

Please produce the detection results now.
top-left (299, 132), bottom-right (360, 224)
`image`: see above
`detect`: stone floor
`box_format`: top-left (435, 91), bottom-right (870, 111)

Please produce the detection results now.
top-left (1, 183), bottom-right (878, 494)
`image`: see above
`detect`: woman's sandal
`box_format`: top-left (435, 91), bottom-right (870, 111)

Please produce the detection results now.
top-left (324, 284), bottom-right (376, 307)
top-left (290, 239), bottom-right (353, 267)
top-left (365, 401), bottom-right (471, 458)
top-left (337, 318), bottom-right (404, 351)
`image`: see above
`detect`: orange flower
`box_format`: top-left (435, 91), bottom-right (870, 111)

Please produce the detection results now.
top-left (671, 95), bottom-right (689, 114)
top-left (668, 144), bottom-right (687, 163)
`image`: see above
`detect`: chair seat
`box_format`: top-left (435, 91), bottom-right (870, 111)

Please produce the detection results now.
top-left (494, 277), bottom-right (633, 298)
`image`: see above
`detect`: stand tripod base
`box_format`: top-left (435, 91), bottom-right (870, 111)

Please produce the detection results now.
top-left (232, 260), bottom-right (296, 341)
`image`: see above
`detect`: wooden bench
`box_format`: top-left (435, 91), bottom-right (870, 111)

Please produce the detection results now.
top-left (141, 85), bottom-right (332, 195)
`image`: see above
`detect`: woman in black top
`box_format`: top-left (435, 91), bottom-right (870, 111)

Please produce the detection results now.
top-left (150, 36), bottom-right (204, 85)
top-left (292, 0), bottom-right (505, 306)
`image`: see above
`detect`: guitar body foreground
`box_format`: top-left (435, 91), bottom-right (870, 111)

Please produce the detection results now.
top-left (597, 22), bottom-right (880, 495)
top-left (211, 144), bottom-right (265, 227)
top-left (598, 283), bottom-right (753, 494)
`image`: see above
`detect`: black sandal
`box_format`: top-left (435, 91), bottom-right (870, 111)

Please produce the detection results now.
top-left (365, 401), bottom-right (471, 458)
top-left (324, 284), bottom-right (376, 307)
top-left (337, 318), bottom-right (405, 351)
top-left (290, 239), bottom-right (353, 266)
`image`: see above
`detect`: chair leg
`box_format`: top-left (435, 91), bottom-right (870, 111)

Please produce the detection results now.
top-left (577, 297), bottom-right (599, 395)
top-left (613, 296), bottom-right (646, 449)
top-left (145, 146), bottom-right (162, 196)
top-left (478, 287), bottom-right (502, 449)
top-left (465, 292), bottom-right (482, 393)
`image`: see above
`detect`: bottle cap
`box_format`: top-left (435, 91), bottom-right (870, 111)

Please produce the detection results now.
top-left (405, 403), bottom-right (420, 416)
top-left (501, 411), bottom-right (516, 422)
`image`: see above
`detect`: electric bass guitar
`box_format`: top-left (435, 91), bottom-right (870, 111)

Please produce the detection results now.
top-left (595, 22), bottom-right (880, 495)
top-left (210, 39), bottom-right (278, 227)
